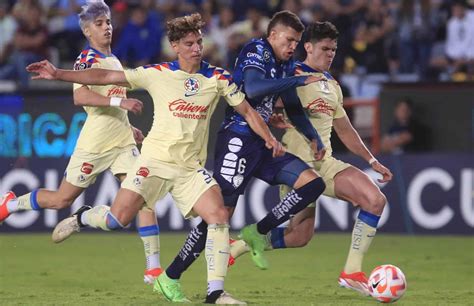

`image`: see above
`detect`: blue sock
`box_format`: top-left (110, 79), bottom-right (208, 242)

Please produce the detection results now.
top-left (270, 227), bottom-right (286, 249)
top-left (257, 177), bottom-right (325, 234)
top-left (30, 189), bottom-right (41, 210)
top-left (358, 209), bottom-right (380, 228)
top-left (166, 220), bottom-right (207, 280)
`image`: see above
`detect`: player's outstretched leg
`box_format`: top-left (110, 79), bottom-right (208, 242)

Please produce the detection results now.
top-left (241, 176), bottom-right (325, 269)
top-left (52, 205), bottom-right (92, 242)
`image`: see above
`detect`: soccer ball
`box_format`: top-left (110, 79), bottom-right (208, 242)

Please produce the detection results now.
top-left (368, 264), bottom-right (407, 303)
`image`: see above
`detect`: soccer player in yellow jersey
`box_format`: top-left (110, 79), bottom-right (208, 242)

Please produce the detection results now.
top-left (230, 21), bottom-right (394, 296)
top-left (0, 0), bottom-right (163, 284)
top-left (27, 13), bottom-right (283, 304)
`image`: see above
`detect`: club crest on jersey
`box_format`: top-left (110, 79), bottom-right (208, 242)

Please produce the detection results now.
top-left (184, 77), bottom-right (200, 97)
top-left (136, 167), bottom-right (150, 177)
top-left (263, 50), bottom-right (271, 62)
top-left (319, 80), bottom-right (330, 93)
top-left (80, 162), bottom-right (94, 174)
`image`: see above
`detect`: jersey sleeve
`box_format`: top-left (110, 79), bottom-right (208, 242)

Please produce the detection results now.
top-left (333, 84), bottom-right (346, 119)
top-left (123, 66), bottom-right (155, 90)
top-left (72, 55), bottom-right (100, 91)
top-left (240, 42), bottom-right (266, 73)
top-left (217, 69), bottom-right (245, 106)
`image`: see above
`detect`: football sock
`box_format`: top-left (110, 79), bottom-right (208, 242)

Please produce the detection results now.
top-left (230, 239), bottom-right (250, 259)
top-left (166, 220), bottom-right (207, 279)
top-left (206, 223), bottom-right (229, 292)
top-left (256, 177), bottom-right (325, 234)
top-left (80, 205), bottom-right (119, 231)
top-left (344, 210), bottom-right (380, 273)
top-left (269, 227), bottom-right (286, 249)
top-left (138, 225), bottom-right (161, 270)
top-left (13, 191), bottom-right (40, 212)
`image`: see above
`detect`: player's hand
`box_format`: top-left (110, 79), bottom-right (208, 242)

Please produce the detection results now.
top-left (371, 160), bottom-right (393, 183)
top-left (304, 75), bottom-right (326, 85)
top-left (310, 140), bottom-right (326, 161)
top-left (265, 137), bottom-right (285, 157)
top-left (131, 126), bottom-right (145, 144)
top-left (120, 98), bottom-right (143, 115)
top-left (269, 113), bottom-right (294, 130)
top-left (26, 60), bottom-right (58, 80)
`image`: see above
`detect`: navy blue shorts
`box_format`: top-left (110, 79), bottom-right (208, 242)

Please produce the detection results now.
top-left (213, 129), bottom-right (310, 206)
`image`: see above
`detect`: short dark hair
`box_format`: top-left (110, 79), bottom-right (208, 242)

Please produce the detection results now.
top-left (303, 21), bottom-right (339, 44)
top-left (267, 10), bottom-right (304, 37)
top-left (167, 13), bottom-right (205, 42)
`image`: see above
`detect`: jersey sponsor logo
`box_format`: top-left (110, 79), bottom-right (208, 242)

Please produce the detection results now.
top-left (243, 59), bottom-right (265, 68)
top-left (78, 174), bottom-right (86, 183)
top-left (136, 167), bottom-right (150, 177)
top-left (131, 147), bottom-right (139, 157)
top-left (306, 98), bottom-right (335, 116)
top-left (80, 162), bottom-right (94, 174)
top-left (184, 77), bottom-right (200, 96)
top-left (107, 87), bottom-right (126, 97)
top-left (168, 99), bottom-right (210, 120)
top-left (246, 52), bottom-right (263, 60)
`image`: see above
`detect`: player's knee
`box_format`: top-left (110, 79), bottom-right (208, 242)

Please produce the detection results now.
top-left (368, 192), bottom-right (386, 215)
top-left (105, 212), bottom-right (125, 230)
top-left (209, 206), bottom-right (229, 224)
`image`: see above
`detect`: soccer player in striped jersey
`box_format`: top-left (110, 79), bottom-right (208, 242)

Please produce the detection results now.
top-left (233, 21), bottom-right (393, 296)
top-left (0, 0), bottom-right (162, 284)
top-left (27, 13), bottom-right (283, 304)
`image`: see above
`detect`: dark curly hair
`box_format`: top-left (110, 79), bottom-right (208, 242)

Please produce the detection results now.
top-left (167, 13), bottom-right (205, 43)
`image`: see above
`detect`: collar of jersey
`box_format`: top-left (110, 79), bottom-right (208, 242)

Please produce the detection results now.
top-left (296, 61), bottom-right (333, 80)
top-left (86, 46), bottom-right (109, 58)
top-left (169, 60), bottom-right (214, 76)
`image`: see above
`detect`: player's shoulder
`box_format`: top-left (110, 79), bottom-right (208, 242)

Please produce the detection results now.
top-left (197, 61), bottom-right (233, 82)
top-left (242, 38), bottom-right (272, 58)
top-left (73, 47), bottom-right (107, 70)
top-left (141, 61), bottom-right (181, 72)
top-left (294, 61), bottom-right (336, 80)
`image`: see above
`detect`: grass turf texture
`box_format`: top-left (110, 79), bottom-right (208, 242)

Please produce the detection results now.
top-left (0, 233), bottom-right (472, 305)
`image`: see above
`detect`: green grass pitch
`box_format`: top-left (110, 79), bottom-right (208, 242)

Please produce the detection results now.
top-left (0, 232), bottom-right (473, 305)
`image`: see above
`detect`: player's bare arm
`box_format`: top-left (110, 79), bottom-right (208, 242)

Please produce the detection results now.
top-left (233, 99), bottom-right (285, 157)
top-left (26, 60), bottom-right (130, 87)
top-left (333, 115), bottom-right (393, 182)
top-left (74, 86), bottom-right (143, 114)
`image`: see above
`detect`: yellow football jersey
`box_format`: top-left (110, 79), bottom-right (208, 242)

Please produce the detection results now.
top-left (72, 47), bottom-right (135, 154)
top-left (124, 61), bottom-right (244, 169)
top-left (282, 62), bottom-right (346, 162)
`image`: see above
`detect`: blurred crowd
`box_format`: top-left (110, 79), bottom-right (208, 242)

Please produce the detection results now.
top-left (1, 0), bottom-right (474, 88)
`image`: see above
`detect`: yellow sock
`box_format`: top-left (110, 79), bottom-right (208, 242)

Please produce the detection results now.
top-left (140, 234), bottom-right (161, 270)
top-left (81, 205), bottom-right (111, 231)
top-left (16, 193), bottom-right (33, 210)
top-left (230, 239), bottom-right (250, 259)
top-left (344, 219), bottom-right (377, 273)
top-left (206, 224), bottom-right (230, 281)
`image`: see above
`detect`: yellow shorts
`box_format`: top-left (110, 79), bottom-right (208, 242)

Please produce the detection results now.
top-left (121, 155), bottom-right (217, 219)
top-left (65, 145), bottom-right (139, 188)
top-left (280, 156), bottom-right (351, 207)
